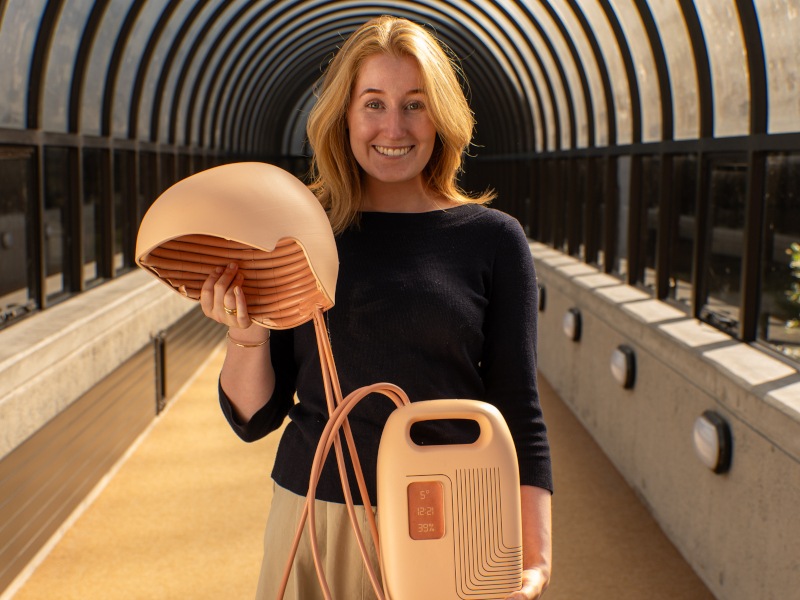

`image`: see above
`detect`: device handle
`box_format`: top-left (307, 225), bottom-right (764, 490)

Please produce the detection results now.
top-left (399, 399), bottom-right (508, 450)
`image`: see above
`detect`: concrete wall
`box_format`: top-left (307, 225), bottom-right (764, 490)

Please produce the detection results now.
top-left (0, 270), bottom-right (195, 462)
top-left (531, 242), bottom-right (800, 600)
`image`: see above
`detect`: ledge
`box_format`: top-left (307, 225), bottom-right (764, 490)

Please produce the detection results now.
top-left (0, 270), bottom-right (196, 461)
top-left (530, 241), bottom-right (800, 462)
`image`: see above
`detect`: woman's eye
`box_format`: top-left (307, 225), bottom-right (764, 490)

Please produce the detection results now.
top-left (365, 100), bottom-right (382, 109)
top-left (406, 101), bottom-right (423, 110)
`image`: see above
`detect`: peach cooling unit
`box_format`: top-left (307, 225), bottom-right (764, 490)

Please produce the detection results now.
top-left (377, 399), bottom-right (523, 600)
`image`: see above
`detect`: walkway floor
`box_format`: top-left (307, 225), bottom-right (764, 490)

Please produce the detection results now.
top-left (10, 346), bottom-right (715, 599)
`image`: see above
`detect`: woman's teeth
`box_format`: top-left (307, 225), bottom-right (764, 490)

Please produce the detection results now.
top-left (375, 146), bottom-right (411, 157)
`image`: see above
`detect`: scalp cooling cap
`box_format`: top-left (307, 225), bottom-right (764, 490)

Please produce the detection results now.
top-left (134, 162), bottom-right (338, 329)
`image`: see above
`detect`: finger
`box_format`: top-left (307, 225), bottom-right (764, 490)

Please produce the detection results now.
top-left (233, 283), bottom-right (251, 327)
top-left (200, 266), bottom-right (224, 318)
top-left (223, 273), bottom-right (249, 328)
top-left (214, 263), bottom-right (239, 316)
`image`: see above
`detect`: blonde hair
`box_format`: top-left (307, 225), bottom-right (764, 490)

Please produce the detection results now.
top-left (306, 15), bottom-right (494, 234)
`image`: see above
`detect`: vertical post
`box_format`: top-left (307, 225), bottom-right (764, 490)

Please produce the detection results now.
top-left (154, 331), bottom-right (167, 414)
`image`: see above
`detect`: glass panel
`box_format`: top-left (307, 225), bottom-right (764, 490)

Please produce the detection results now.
top-left (139, 152), bottom-right (159, 223)
top-left (159, 152), bottom-right (175, 195)
top-left (0, 0), bottom-right (48, 128)
top-left (81, 0), bottom-right (133, 135)
top-left (759, 153), bottom-right (800, 361)
top-left (609, 0), bottom-right (662, 141)
top-left (555, 160), bottom-right (568, 252)
top-left (156, 0), bottom-right (230, 143)
top-left (634, 155), bottom-right (661, 290)
top-left (82, 148), bottom-right (107, 285)
top-left (612, 155), bottom-right (632, 278)
top-left (113, 3), bottom-right (165, 137)
top-left (754, 0), bottom-right (800, 134)
top-left (538, 160), bottom-right (556, 245)
top-left (587, 157), bottom-right (607, 267)
top-left (694, 0), bottom-right (750, 137)
top-left (137, 0), bottom-right (198, 140)
top-left (570, 159), bottom-right (588, 258)
top-left (178, 153), bottom-right (191, 180)
top-left (177, 0), bottom-right (253, 146)
top-left (574, 0), bottom-right (633, 144)
top-left (0, 147), bottom-right (36, 325)
top-left (502, 0), bottom-right (574, 150)
top-left (519, 0), bottom-right (590, 147)
top-left (700, 155), bottom-right (747, 334)
top-left (42, 0), bottom-right (94, 132)
top-left (648, 0), bottom-right (699, 139)
top-left (667, 155), bottom-right (698, 307)
top-left (549, 0), bottom-right (609, 146)
top-left (113, 150), bottom-right (135, 275)
top-left (44, 147), bottom-right (74, 299)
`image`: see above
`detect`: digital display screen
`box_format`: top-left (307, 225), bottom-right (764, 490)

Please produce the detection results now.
top-left (407, 481), bottom-right (445, 540)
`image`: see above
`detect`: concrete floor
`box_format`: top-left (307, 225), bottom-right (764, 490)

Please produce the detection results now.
top-left (10, 346), bottom-right (715, 599)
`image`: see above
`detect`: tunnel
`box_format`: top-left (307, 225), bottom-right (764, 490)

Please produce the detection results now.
top-left (0, 2), bottom-right (799, 599)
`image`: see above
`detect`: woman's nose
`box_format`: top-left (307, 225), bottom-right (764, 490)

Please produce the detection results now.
top-left (382, 109), bottom-right (406, 138)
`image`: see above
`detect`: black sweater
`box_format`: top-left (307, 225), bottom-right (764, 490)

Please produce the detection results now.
top-left (220, 204), bottom-right (552, 503)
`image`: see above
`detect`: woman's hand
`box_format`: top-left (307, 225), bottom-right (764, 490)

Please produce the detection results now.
top-left (505, 567), bottom-right (549, 599)
top-left (204, 262), bottom-right (275, 422)
top-left (505, 486), bottom-right (552, 599)
top-left (200, 262), bottom-right (255, 332)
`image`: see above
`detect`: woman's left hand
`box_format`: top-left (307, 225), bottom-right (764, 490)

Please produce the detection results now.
top-left (505, 567), bottom-right (549, 599)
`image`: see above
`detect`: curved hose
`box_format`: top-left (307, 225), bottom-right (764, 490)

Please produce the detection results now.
top-left (276, 307), bottom-right (411, 600)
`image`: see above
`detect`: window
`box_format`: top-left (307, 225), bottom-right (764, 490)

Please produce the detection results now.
top-left (759, 153), bottom-right (800, 361)
top-left (699, 155), bottom-right (747, 334)
top-left (178, 153), bottom-right (192, 181)
top-left (139, 152), bottom-right (159, 224)
top-left (537, 160), bottom-right (558, 246)
top-left (567, 159), bottom-right (587, 259)
top-left (585, 156), bottom-right (607, 268)
top-left (632, 155), bottom-right (661, 291)
top-left (612, 155), bottom-right (632, 279)
top-left (113, 150), bottom-right (136, 275)
top-left (159, 152), bottom-right (176, 197)
top-left (44, 147), bottom-right (75, 300)
top-left (555, 159), bottom-right (568, 252)
top-left (82, 148), bottom-right (109, 286)
top-left (666, 154), bottom-right (698, 307)
top-left (0, 147), bottom-right (37, 326)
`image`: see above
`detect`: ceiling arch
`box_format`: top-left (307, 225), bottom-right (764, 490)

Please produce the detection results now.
top-left (4, 0), bottom-right (784, 160)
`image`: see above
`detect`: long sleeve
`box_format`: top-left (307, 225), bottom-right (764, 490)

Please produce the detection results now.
top-left (218, 328), bottom-right (297, 442)
top-left (481, 218), bottom-right (552, 492)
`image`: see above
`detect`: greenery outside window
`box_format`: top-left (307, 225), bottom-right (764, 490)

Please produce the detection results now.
top-left (759, 153), bottom-right (800, 361)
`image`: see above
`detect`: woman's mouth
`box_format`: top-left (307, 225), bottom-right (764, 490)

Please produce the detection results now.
top-left (374, 145), bottom-right (412, 157)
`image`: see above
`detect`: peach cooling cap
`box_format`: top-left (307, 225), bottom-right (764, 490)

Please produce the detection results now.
top-left (135, 162), bottom-right (338, 329)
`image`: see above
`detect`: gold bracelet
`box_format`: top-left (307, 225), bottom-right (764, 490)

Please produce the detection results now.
top-left (226, 331), bottom-right (270, 348)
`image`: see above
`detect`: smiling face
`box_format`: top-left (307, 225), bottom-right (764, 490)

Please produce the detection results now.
top-left (346, 53), bottom-right (438, 205)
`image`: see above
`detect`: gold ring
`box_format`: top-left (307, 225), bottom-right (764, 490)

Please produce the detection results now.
top-left (224, 306), bottom-right (237, 316)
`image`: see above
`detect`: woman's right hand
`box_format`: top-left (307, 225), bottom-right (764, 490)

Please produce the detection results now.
top-left (200, 263), bottom-right (267, 343)
top-left (203, 262), bottom-right (274, 422)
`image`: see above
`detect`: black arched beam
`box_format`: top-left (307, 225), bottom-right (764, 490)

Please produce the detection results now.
top-left (242, 6), bottom-right (531, 157)
top-left (222, 1), bottom-right (528, 155)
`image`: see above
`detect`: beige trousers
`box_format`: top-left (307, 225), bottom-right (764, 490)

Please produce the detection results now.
top-left (256, 484), bottom-right (381, 600)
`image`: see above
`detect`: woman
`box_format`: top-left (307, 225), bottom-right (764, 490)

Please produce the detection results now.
top-left (201, 15), bottom-right (552, 600)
